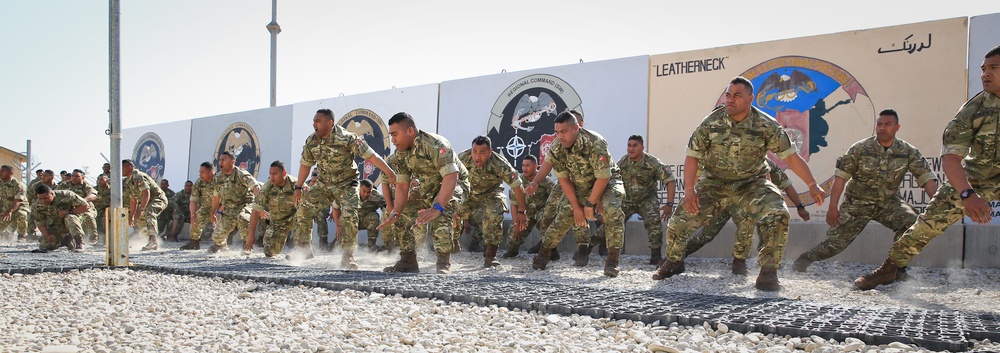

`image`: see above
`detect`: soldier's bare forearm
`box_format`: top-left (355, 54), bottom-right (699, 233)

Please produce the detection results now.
top-left (827, 177), bottom-right (846, 211)
top-left (942, 154), bottom-right (973, 191)
top-left (783, 153), bottom-right (819, 187)
top-left (683, 156), bottom-right (699, 193)
top-left (923, 180), bottom-right (939, 198)
top-left (512, 187), bottom-right (527, 214)
top-left (189, 202), bottom-right (198, 219)
top-left (296, 165), bottom-right (311, 188)
top-left (784, 186), bottom-right (803, 205)
top-left (434, 173), bottom-right (458, 207)
top-left (367, 155), bottom-right (395, 183)
top-left (140, 190), bottom-right (151, 210)
top-left (247, 211), bottom-right (261, 237)
top-left (392, 182), bottom-right (409, 213)
top-left (664, 181), bottom-right (676, 204)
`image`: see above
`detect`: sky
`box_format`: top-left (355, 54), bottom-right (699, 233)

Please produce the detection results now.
top-left (2, 0), bottom-right (1000, 180)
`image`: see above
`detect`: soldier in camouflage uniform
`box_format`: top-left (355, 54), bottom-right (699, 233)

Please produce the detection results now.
top-left (378, 112), bottom-right (463, 274)
top-left (179, 162), bottom-right (216, 250)
top-left (457, 136), bottom-right (528, 267)
top-left (57, 169), bottom-right (100, 245)
top-left (167, 180), bottom-right (192, 241)
top-left (795, 110), bottom-right (938, 274)
top-left (856, 46), bottom-right (1000, 290)
top-left (653, 77), bottom-right (827, 291)
top-left (332, 179), bottom-right (387, 251)
top-left (307, 173), bottom-right (333, 250)
top-left (380, 162), bottom-right (428, 273)
top-left (26, 170), bottom-right (54, 238)
top-left (291, 109), bottom-right (395, 267)
top-left (32, 184), bottom-right (90, 252)
top-left (122, 159), bottom-right (169, 251)
top-left (157, 179), bottom-right (176, 240)
top-left (533, 111), bottom-right (628, 277)
top-left (94, 174), bottom-right (111, 242)
top-left (504, 154), bottom-right (555, 258)
top-left (617, 135), bottom-right (677, 265)
top-left (684, 159), bottom-right (812, 275)
top-left (244, 161), bottom-right (298, 257)
top-left (0, 165), bottom-right (30, 242)
top-left (209, 151), bottom-right (259, 253)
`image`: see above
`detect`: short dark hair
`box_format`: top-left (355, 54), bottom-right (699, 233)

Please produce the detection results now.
top-left (185, 180), bottom-right (193, 186)
top-left (270, 160), bottom-right (285, 171)
top-left (35, 169), bottom-right (43, 174)
top-left (219, 151), bottom-right (234, 160)
top-left (628, 135), bottom-right (644, 145)
top-left (316, 109), bottom-right (335, 120)
top-left (161, 179), bottom-right (169, 185)
top-left (730, 76), bottom-right (755, 94)
top-left (200, 162), bottom-right (214, 171)
top-left (122, 159), bottom-right (134, 167)
top-left (472, 135), bottom-right (491, 148)
top-left (878, 109), bottom-right (899, 123)
top-left (986, 45), bottom-right (1000, 59)
top-left (36, 184), bottom-right (52, 195)
top-left (60, 170), bottom-right (68, 176)
top-left (72, 169), bottom-right (84, 175)
top-left (44, 170), bottom-right (55, 176)
top-left (359, 179), bottom-right (373, 188)
top-left (554, 111), bottom-right (578, 125)
top-left (388, 112), bottom-right (416, 129)
top-left (523, 154), bottom-right (538, 164)
top-left (103, 163), bottom-right (110, 167)
top-left (0, 165), bottom-right (12, 173)
top-left (568, 109), bottom-right (584, 122)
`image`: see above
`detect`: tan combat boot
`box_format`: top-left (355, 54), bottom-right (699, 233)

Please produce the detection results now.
top-left (341, 249), bottom-right (359, 270)
top-left (141, 234), bottom-right (158, 251)
top-left (604, 247), bottom-right (621, 277)
top-left (483, 245), bottom-right (501, 268)
top-left (384, 251), bottom-right (420, 273)
top-left (755, 267), bottom-right (780, 291)
top-left (532, 247), bottom-right (552, 270)
top-left (572, 244), bottom-right (590, 267)
top-left (732, 258), bottom-right (749, 276)
top-left (435, 251), bottom-right (452, 274)
top-left (854, 258), bottom-right (899, 290)
top-left (652, 260), bottom-right (685, 280)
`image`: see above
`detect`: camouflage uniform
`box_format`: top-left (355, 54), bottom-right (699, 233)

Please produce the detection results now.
top-left (173, 189), bottom-right (191, 225)
top-left (618, 152), bottom-right (676, 250)
top-left (158, 187), bottom-right (176, 235)
top-left (314, 205), bottom-right (331, 242)
top-left (543, 128), bottom-right (627, 249)
top-left (888, 91), bottom-right (1000, 266)
top-left (799, 137), bottom-right (936, 262)
top-left (123, 169), bottom-right (168, 237)
top-left (33, 190), bottom-right (88, 250)
top-left (0, 177), bottom-right (30, 239)
top-left (254, 175), bottom-right (298, 256)
top-left (57, 180), bottom-right (100, 242)
top-left (685, 159), bottom-right (792, 259)
top-left (379, 161), bottom-right (426, 252)
top-left (211, 167), bottom-right (256, 246)
top-left (664, 106), bottom-right (797, 270)
top-left (391, 131), bottom-right (465, 253)
top-left (335, 188), bottom-right (386, 246)
top-left (293, 125), bottom-right (374, 250)
top-left (94, 181), bottom-right (111, 236)
top-left (457, 149), bottom-right (521, 247)
top-left (26, 179), bottom-right (48, 235)
top-left (539, 179), bottom-right (592, 245)
top-left (189, 178), bottom-right (215, 241)
top-left (506, 173), bottom-right (555, 250)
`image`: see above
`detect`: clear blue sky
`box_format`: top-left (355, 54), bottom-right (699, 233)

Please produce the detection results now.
top-left (2, 0), bottom-right (999, 178)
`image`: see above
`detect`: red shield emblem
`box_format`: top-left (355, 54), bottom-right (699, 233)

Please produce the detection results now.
top-left (538, 134), bottom-right (556, 166)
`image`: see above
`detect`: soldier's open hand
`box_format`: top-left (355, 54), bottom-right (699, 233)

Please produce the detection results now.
top-left (525, 181), bottom-right (538, 196)
top-left (659, 204), bottom-right (673, 221)
top-left (573, 207), bottom-right (588, 226)
top-left (0, 211), bottom-right (10, 222)
top-left (416, 208), bottom-right (441, 225)
top-left (376, 212), bottom-right (398, 230)
top-left (684, 191), bottom-right (700, 214)
top-left (809, 185), bottom-right (827, 206)
top-left (513, 213), bottom-right (528, 232)
top-left (963, 193), bottom-right (993, 224)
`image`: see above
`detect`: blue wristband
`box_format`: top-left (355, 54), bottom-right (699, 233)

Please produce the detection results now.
top-left (432, 202), bottom-right (445, 212)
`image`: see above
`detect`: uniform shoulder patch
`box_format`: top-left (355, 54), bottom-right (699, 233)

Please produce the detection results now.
top-left (439, 148), bottom-right (447, 155)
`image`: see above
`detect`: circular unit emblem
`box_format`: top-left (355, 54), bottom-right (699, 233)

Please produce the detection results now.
top-left (132, 132), bottom-right (165, 181)
top-left (337, 108), bottom-right (390, 183)
top-left (214, 122), bottom-right (262, 177)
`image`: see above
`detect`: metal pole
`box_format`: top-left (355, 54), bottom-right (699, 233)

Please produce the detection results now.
top-left (267, 0), bottom-right (281, 107)
top-left (109, 0), bottom-right (129, 266)
top-left (25, 140), bottom-right (31, 186)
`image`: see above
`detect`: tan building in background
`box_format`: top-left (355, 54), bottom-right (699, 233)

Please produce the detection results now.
top-left (0, 145), bottom-right (27, 179)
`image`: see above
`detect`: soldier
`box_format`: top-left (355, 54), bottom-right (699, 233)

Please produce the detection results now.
top-left (157, 179), bottom-right (176, 241)
top-left (456, 136), bottom-right (528, 267)
top-left (380, 162), bottom-right (427, 272)
top-left (532, 111), bottom-right (627, 277)
top-left (209, 151), bottom-right (259, 253)
top-left (855, 46), bottom-right (1000, 290)
top-left (94, 174), bottom-right (111, 242)
top-left (28, 169), bottom-right (43, 187)
top-left (59, 171), bottom-right (70, 185)
top-left (331, 179), bottom-right (387, 251)
top-left (179, 162), bottom-right (216, 250)
top-left (101, 163), bottom-right (111, 178)
top-left (168, 180), bottom-right (193, 241)
top-left (503, 154), bottom-right (555, 258)
top-left (291, 109), bottom-right (395, 267)
top-left (795, 110), bottom-right (937, 274)
top-left (57, 169), bottom-right (100, 245)
top-left (307, 172), bottom-right (334, 250)
top-left (244, 161), bottom-right (297, 257)
top-left (377, 112), bottom-right (464, 274)
top-left (683, 159), bottom-right (812, 275)
top-left (123, 159), bottom-right (168, 251)
top-left (32, 184), bottom-right (90, 252)
top-left (617, 135), bottom-right (677, 265)
top-left (26, 169), bottom-right (52, 238)
top-left (652, 77), bottom-right (827, 291)
top-left (0, 165), bottom-right (30, 242)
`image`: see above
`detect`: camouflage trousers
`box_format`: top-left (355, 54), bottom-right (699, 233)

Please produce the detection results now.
top-left (80, 208), bottom-right (98, 242)
top-left (505, 212), bottom-right (543, 250)
top-left (383, 196), bottom-right (427, 252)
top-left (295, 181), bottom-right (360, 249)
top-left (539, 184), bottom-right (590, 247)
top-left (683, 208), bottom-right (761, 259)
top-left (542, 179), bottom-right (626, 249)
top-left (802, 197), bottom-right (917, 262)
top-left (889, 183), bottom-right (998, 267)
top-left (622, 196), bottom-right (665, 249)
top-left (212, 205), bottom-right (251, 246)
top-left (133, 198), bottom-right (166, 237)
top-left (262, 217), bottom-right (296, 257)
top-left (458, 193), bottom-right (508, 246)
top-left (189, 209), bottom-right (212, 240)
top-left (0, 208), bottom-right (28, 237)
top-left (359, 211), bottom-right (382, 245)
top-left (396, 197), bottom-right (462, 253)
top-left (157, 206), bottom-right (174, 235)
top-left (315, 206), bottom-right (331, 239)
top-left (38, 214), bottom-right (87, 250)
top-left (95, 206), bottom-right (109, 236)
top-left (665, 176), bottom-right (789, 270)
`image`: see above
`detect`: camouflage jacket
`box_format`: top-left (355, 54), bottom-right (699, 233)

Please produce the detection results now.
top-left (618, 152), bottom-right (676, 203)
top-left (378, 158), bottom-right (425, 209)
top-left (173, 190), bottom-right (191, 217)
top-left (835, 136), bottom-right (936, 202)
top-left (458, 149), bottom-right (521, 199)
top-left (941, 91), bottom-right (1000, 182)
top-left (392, 130), bottom-right (464, 203)
top-left (189, 178), bottom-right (215, 213)
top-left (300, 125), bottom-right (375, 188)
top-left (162, 187), bottom-right (176, 209)
top-left (32, 190), bottom-right (87, 228)
top-left (253, 175), bottom-right (297, 223)
top-left (94, 182), bottom-right (111, 210)
top-left (687, 106), bottom-right (797, 182)
top-left (510, 173), bottom-right (553, 215)
top-left (333, 187), bottom-right (387, 215)
top-left (124, 169), bottom-right (168, 206)
top-left (213, 167), bottom-right (257, 212)
top-left (546, 127), bottom-right (622, 192)
top-left (0, 177), bottom-right (29, 214)
top-left (57, 180), bottom-right (98, 209)
top-left (27, 181), bottom-right (55, 205)
top-left (765, 159), bottom-right (793, 190)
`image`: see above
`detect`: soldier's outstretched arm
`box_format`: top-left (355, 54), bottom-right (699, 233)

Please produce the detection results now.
top-left (245, 210), bottom-right (261, 251)
top-left (781, 185), bottom-right (811, 221)
top-left (557, 177), bottom-right (587, 227)
top-left (377, 180), bottom-right (409, 230)
top-left (782, 153), bottom-right (827, 206)
top-left (416, 172), bottom-right (458, 225)
top-left (292, 164), bottom-right (311, 206)
top-left (527, 160), bottom-right (554, 195)
top-left (511, 185), bottom-right (528, 232)
top-left (943, 154), bottom-right (991, 224)
top-left (682, 156), bottom-right (701, 214)
top-left (586, 178), bottom-right (609, 220)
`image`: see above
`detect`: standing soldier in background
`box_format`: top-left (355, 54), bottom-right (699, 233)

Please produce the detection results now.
top-left (457, 136), bottom-right (528, 267)
top-left (0, 165), bottom-right (30, 243)
top-left (167, 180), bottom-right (193, 242)
top-left (617, 135), bottom-right (677, 265)
top-left (158, 179), bottom-right (176, 242)
top-left (504, 154), bottom-right (554, 258)
top-left (101, 163), bottom-right (111, 178)
top-left (123, 159), bottom-right (168, 251)
top-left (180, 162), bottom-right (216, 250)
top-left (57, 169), bottom-right (100, 246)
top-left (331, 179), bottom-right (387, 251)
top-left (94, 174), bottom-right (111, 243)
top-left (28, 169), bottom-right (43, 187)
top-left (244, 161), bottom-right (298, 257)
top-left (795, 109), bottom-right (937, 274)
top-left (291, 109), bottom-right (396, 267)
top-left (209, 151), bottom-right (259, 253)
top-left (32, 185), bottom-right (90, 252)
top-left (58, 171), bottom-right (70, 186)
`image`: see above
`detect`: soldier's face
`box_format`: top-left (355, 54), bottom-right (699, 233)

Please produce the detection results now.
top-left (724, 83), bottom-right (753, 118)
top-left (389, 124), bottom-right (416, 150)
top-left (103, 164), bottom-right (111, 174)
top-left (268, 166), bottom-right (286, 184)
top-left (199, 166), bottom-right (213, 182)
top-left (0, 169), bottom-right (10, 180)
top-left (875, 114), bottom-right (899, 143)
top-left (554, 121), bottom-right (579, 148)
top-left (43, 174), bottom-right (54, 183)
top-left (219, 155), bottom-right (235, 172)
top-left (470, 143), bottom-right (491, 168)
top-left (61, 174), bottom-right (70, 182)
top-left (627, 140), bottom-right (644, 159)
top-left (98, 177), bottom-right (109, 187)
top-left (122, 163), bottom-right (134, 176)
top-left (160, 180), bottom-right (169, 189)
top-left (71, 172), bottom-right (84, 185)
top-left (982, 55), bottom-right (1000, 95)
top-left (184, 182), bottom-right (193, 193)
top-left (359, 185), bottom-right (372, 201)
top-left (313, 114), bottom-right (335, 137)
top-left (38, 191), bottom-right (54, 205)
top-left (522, 159), bottom-right (537, 177)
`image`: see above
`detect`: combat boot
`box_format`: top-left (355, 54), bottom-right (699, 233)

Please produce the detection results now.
top-left (792, 254), bottom-right (812, 273)
top-left (341, 249), bottom-right (358, 270)
top-left (62, 235), bottom-right (77, 251)
top-left (483, 245), bottom-right (501, 268)
top-left (384, 251), bottom-right (420, 273)
top-left (652, 260), bottom-right (685, 280)
top-left (435, 251), bottom-right (452, 274)
top-left (649, 248), bottom-right (663, 265)
top-left (467, 239), bottom-right (484, 253)
top-left (550, 248), bottom-right (561, 261)
top-left (528, 240), bottom-right (541, 254)
top-left (367, 237), bottom-right (378, 251)
top-left (598, 242), bottom-right (608, 257)
top-left (73, 235), bottom-right (85, 252)
top-left (604, 247), bottom-right (621, 277)
top-left (500, 245), bottom-right (519, 259)
top-left (179, 239), bottom-right (200, 250)
top-left (532, 247), bottom-right (552, 270)
top-left (732, 258), bottom-right (749, 276)
top-left (208, 242), bottom-right (228, 253)
top-left (854, 258), bottom-right (899, 290)
top-left (141, 234), bottom-right (158, 251)
top-left (572, 244), bottom-right (590, 267)
top-left (896, 266), bottom-right (910, 282)
top-left (17, 235), bottom-right (27, 243)
top-left (755, 267), bottom-right (780, 291)
top-left (451, 237), bottom-right (461, 254)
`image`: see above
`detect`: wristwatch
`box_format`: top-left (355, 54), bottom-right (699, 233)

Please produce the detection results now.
top-left (516, 210), bottom-right (527, 215)
top-left (293, 185), bottom-right (304, 191)
top-left (960, 188), bottom-right (976, 200)
top-left (432, 202), bottom-right (445, 212)
top-left (582, 199), bottom-right (595, 208)
top-left (796, 204), bottom-right (806, 209)
top-left (664, 202), bottom-right (675, 207)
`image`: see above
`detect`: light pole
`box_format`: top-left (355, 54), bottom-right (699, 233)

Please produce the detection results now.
top-left (267, 0), bottom-right (281, 107)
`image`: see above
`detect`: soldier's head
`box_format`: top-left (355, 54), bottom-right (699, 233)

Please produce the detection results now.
top-left (471, 136), bottom-right (492, 168)
top-left (359, 179), bottom-right (374, 200)
top-left (313, 109), bottom-right (336, 138)
top-left (60, 170), bottom-right (70, 182)
top-left (268, 160), bottom-right (287, 185)
top-left (102, 163), bottom-right (111, 174)
top-left (388, 112), bottom-right (418, 150)
top-left (71, 169), bottom-right (85, 185)
top-left (553, 111), bottom-right (581, 149)
top-left (199, 162), bottom-right (214, 182)
top-left (982, 45), bottom-right (1000, 95)
top-left (568, 109), bottom-right (584, 127)
top-left (521, 155), bottom-right (538, 178)
top-left (35, 169), bottom-right (43, 178)
top-left (121, 159), bottom-right (135, 176)
top-left (160, 179), bottom-right (169, 190)
top-left (724, 76), bottom-right (755, 120)
top-left (627, 135), bottom-right (645, 160)
top-left (875, 109), bottom-right (900, 145)
top-left (98, 174), bottom-right (109, 187)
top-left (184, 180), bottom-right (193, 193)
top-left (35, 184), bottom-right (55, 205)
top-left (0, 165), bottom-right (13, 181)
top-left (218, 152), bottom-right (235, 173)
top-left (43, 170), bottom-right (55, 184)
